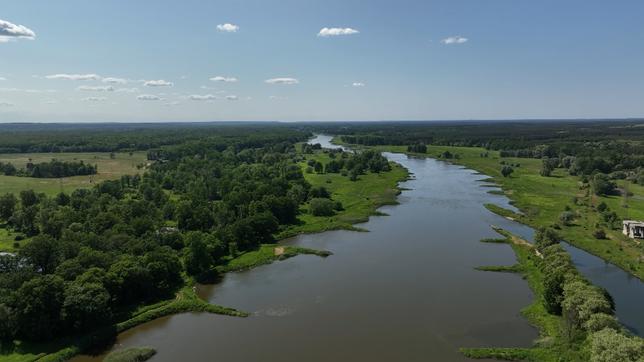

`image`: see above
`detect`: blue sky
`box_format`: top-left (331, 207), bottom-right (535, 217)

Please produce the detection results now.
top-left (1, 0), bottom-right (643, 122)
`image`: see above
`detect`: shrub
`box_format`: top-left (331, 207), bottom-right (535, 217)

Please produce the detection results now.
top-left (309, 198), bottom-right (336, 216)
top-left (593, 229), bottom-right (607, 239)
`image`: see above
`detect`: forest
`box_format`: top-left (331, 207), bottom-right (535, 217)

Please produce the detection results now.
top-left (0, 125), bottom-right (392, 345)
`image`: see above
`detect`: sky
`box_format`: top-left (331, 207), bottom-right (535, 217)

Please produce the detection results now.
top-left (1, 0), bottom-right (644, 123)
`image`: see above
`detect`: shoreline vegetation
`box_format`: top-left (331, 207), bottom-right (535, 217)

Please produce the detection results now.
top-left (0, 137), bottom-right (408, 362)
top-left (333, 137), bottom-right (644, 360)
top-left (336, 139), bottom-right (644, 281)
top-left (464, 228), bottom-right (644, 361)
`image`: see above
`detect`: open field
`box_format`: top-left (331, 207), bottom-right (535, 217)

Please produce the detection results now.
top-left (277, 148), bottom-right (408, 238)
top-left (350, 141), bottom-right (644, 280)
top-left (0, 152), bottom-right (148, 196)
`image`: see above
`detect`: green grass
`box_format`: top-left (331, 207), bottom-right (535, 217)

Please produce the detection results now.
top-left (277, 149), bottom-right (408, 239)
top-left (474, 264), bottom-right (522, 273)
top-left (361, 142), bottom-right (644, 280)
top-left (0, 152), bottom-right (148, 196)
top-left (462, 229), bottom-right (589, 361)
top-left (104, 347), bottom-right (156, 362)
top-left (216, 244), bottom-right (332, 273)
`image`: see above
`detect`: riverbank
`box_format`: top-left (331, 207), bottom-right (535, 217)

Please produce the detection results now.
top-left (0, 286), bottom-right (246, 362)
top-left (462, 228), bottom-right (583, 361)
top-left (342, 141), bottom-right (643, 281)
top-left (1, 140), bottom-right (407, 362)
top-left (276, 145), bottom-right (409, 239)
top-left (464, 227), bottom-right (644, 361)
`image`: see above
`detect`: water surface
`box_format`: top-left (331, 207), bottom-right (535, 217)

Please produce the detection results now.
top-left (75, 135), bottom-right (550, 361)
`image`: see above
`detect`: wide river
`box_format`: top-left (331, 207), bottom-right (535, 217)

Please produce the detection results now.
top-left (75, 134), bottom-right (643, 361)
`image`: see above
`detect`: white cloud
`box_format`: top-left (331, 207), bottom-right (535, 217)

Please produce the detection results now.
top-left (265, 77), bottom-right (299, 85)
top-left (77, 85), bottom-right (114, 92)
top-left (46, 73), bottom-right (101, 81)
top-left (144, 79), bottom-right (173, 87)
top-left (269, 95), bottom-right (288, 100)
top-left (115, 87), bottom-right (139, 93)
top-left (209, 76), bottom-right (238, 83)
top-left (0, 101), bottom-right (14, 107)
top-left (352, 82), bottom-right (365, 87)
top-left (102, 77), bottom-right (127, 84)
top-left (0, 19), bottom-right (36, 43)
top-left (164, 101), bottom-right (181, 106)
top-left (217, 23), bottom-right (239, 33)
top-left (318, 27), bottom-right (359, 37)
top-left (0, 77), bottom-right (6, 81)
top-left (82, 97), bottom-right (107, 102)
top-left (189, 94), bottom-right (218, 101)
top-left (441, 36), bottom-right (468, 44)
top-left (225, 95), bottom-right (238, 101)
top-left (137, 94), bottom-right (161, 101)
top-left (0, 87), bottom-right (57, 93)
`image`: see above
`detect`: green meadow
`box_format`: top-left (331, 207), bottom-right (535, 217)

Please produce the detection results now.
top-left (278, 147), bottom-right (408, 238)
top-left (0, 152), bottom-right (148, 196)
top-left (359, 142), bottom-right (644, 280)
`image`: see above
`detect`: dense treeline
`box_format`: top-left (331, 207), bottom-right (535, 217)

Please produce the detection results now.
top-left (0, 128), bottom-right (396, 343)
top-left (0, 129), bottom-right (307, 341)
top-left (0, 160), bottom-right (97, 178)
top-left (313, 121), bottom-right (644, 183)
top-left (0, 122), bottom-right (300, 153)
top-left (533, 228), bottom-right (644, 361)
top-left (303, 148), bottom-right (391, 181)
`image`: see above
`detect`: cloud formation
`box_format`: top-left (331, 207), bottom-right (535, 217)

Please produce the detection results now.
top-left (102, 77), bottom-right (127, 84)
top-left (0, 77), bottom-right (6, 81)
top-left (137, 94), bottom-right (161, 101)
top-left (225, 95), bottom-right (238, 101)
top-left (265, 77), bottom-right (299, 85)
top-left (0, 101), bottom-right (14, 107)
top-left (217, 23), bottom-right (239, 33)
top-left (441, 36), bottom-right (468, 44)
top-left (77, 85), bottom-right (114, 92)
top-left (318, 27), bottom-right (359, 37)
top-left (115, 87), bottom-right (139, 93)
top-left (0, 19), bottom-right (36, 43)
top-left (189, 94), bottom-right (217, 101)
top-left (46, 74), bottom-right (101, 81)
top-left (352, 82), bottom-right (365, 87)
top-left (210, 76), bottom-right (238, 83)
top-left (144, 79), bottom-right (173, 87)
top-left (82, 97), bottom-right (107, 102)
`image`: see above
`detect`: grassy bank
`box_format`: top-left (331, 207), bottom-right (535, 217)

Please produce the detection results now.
top-left (0, 152), bottom-right (147, 196)
top-left (357, 142), bottom-right (644, 280)
top-left (104, 347), bottom-right (156, 362)
top-left (0, 287), bottom-right (246, 362)
top-left (277, 147), bottom-right (408, 239)
top-left (464, 229), bottom-right (587, 361)
top-left (217, 244), bottom-right (332, 273)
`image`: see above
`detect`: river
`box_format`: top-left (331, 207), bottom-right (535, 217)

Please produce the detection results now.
top-left (74, 134), bottom-right (642, 361)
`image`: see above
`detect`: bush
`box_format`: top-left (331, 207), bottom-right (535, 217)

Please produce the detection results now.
top-left (309, 198), bottom-right (336, 216)
top-left (593, 229), bottom-right (607, 239)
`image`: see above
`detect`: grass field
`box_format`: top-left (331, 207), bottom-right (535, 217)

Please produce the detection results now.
top-left (277, 148), bottom-right (408, 238)
top-left (352, 141), bottom-right (644, 280)
top-left (0, 152), bottom-right (148, 196)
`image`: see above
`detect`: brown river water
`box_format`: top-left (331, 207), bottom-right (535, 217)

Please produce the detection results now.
top-left (73, 134), bottom-right (555, 361)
